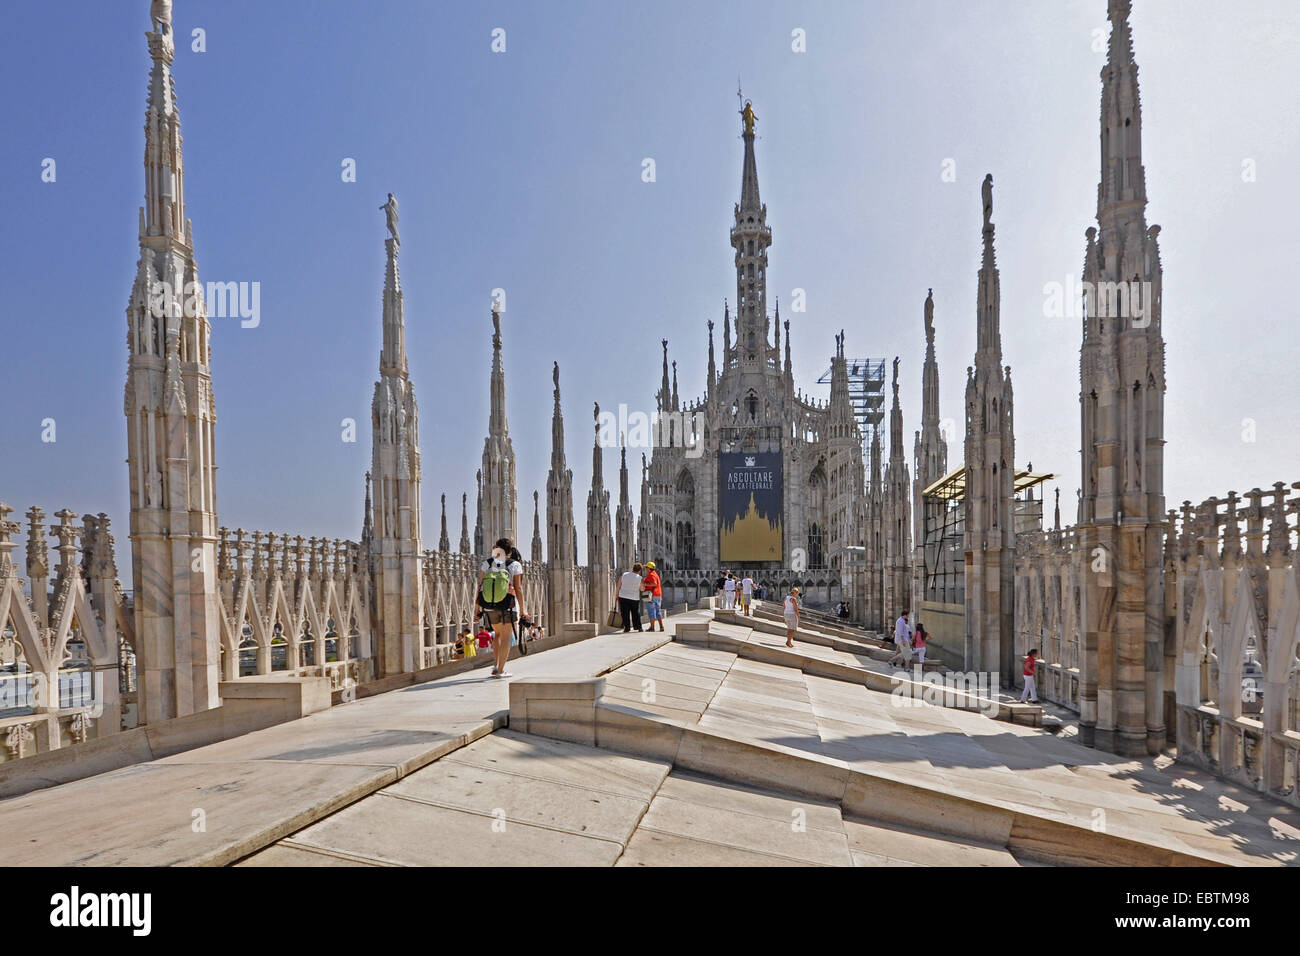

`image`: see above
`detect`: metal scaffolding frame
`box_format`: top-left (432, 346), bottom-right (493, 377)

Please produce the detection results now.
top-left (817, 358), bottom-right (886, 433)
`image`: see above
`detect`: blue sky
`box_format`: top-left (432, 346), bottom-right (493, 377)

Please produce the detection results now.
top-left (2, 0), bottom-right (1298, 575)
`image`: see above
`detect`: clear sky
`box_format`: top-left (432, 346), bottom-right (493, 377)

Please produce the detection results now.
top-left (2, 0), bottom-right (1298, 577)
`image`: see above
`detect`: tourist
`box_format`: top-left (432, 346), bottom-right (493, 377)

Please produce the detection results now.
top-left (782, 587), bottom-right (800, 647)
top-left (642, 561), bottom-right (665, 632)
top-left (617, 562), bottom-right (646, 633)
top-left (1020, 648), bottom-right (1040, 703)
top-left (913, 621), bottom-right (928, 664)
top-left (462, 630), bottom-right (477, 659)
top-left (741, 571), bottom-right (755, 616)
top-left (723, 572), bottom-right (737, 609)
top-left (888, 610), bottom-right (913, 667)
top-left (477, 537), bottom-right (526, 678)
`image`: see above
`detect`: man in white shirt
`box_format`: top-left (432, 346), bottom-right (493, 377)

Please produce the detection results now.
top-left (617, 563), bottom-right (645, 633)
top-left (723, 572), bottom-right (737, 610)
top-left (888, 610), bottom-right (913, 668)
top-left (740, 573), bottom-right (755, 616)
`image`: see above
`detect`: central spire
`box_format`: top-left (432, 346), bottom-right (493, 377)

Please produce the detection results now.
top-left (730, 99), bottom-right (773, 367)
top-left (739, 99), bottom-right (761, 210)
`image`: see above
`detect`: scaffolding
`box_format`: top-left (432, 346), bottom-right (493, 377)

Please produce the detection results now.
top-left (817, 358), bottom-right (886, 433)
top-left (918, 465), bottom-right (1055, 605)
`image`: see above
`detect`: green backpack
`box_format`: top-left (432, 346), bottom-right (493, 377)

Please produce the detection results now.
top-left (481, 559), bottom-right (512, 608)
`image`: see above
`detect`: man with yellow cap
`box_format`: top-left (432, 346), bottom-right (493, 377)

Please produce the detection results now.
top-left (642, 561), bottom-right (664, 632)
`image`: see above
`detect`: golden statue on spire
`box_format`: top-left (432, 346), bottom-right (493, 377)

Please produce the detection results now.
top-left (740, 99), bottom-right (757, 135)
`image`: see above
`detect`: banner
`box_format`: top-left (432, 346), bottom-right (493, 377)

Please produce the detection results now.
top-left (719, 451), bottom-right (783, 562)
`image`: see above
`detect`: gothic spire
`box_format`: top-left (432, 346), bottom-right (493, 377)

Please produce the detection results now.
top-left (550, 361), bottom-right (566, 470)
top-left (531, 491), bottom-right (543, 563)
top-left (731, 101), bottom-right (772, 364)
top-left (658, 340), bottom-right (671, 410)
top-left (143, 0), bottom-right (185, 243)
top-left (362, 471), bottom-right (374, 551)
top-left (473, 469), bottom-right (483, 555)
top-left (379, 201), bottom-right (408, 377)
top-left (619, 438), bottom-right (630, 507)
top-left (738, 99), bottom-right (761, 211)
top-left (591, 402), bottom-right (605, 493)
top-left (1098, 0), bottom-right (1146, 224)
top-left (438, 494), bottom-right (450, 552)
top-left (722, 301), bottom-right (732, 363)
top-left (889, 357), bottom-right (905, 464)
top-left (706, 319), bottom-right (717, 393)
top-left (916, 288), bottom-right (947, 484)
top-left (784, 317), bottom-right (792, 380)
top-left (459, 492), bottom-right (471, 554)
top-left (671, 360), bottom-right (679, 411)
top-left (976, 173), bottom-right (1002, 372)
top-left (488, 307), bottom-right (508, 437)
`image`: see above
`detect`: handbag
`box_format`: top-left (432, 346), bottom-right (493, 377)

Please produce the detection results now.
top-left (607, 608), bottom-right (622, 629)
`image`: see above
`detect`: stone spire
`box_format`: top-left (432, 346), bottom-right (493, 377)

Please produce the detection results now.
top-left (915, 289), bottom-right (947, 486)
top-left (731, 100), bottom-right (773, 365)
top-left (531, 491), bottom-right (543, 563)
top-left (671, 361), bottom-right (679, 411)
top-left (481, 306), bottom-right (517, 548)
top-left (963, 173), bottom-right (1016, 686)
top-left (1077, 0), bottom-right (1166, 757)
top-left (459, 492), bottom-right (471, 554)
top-left (125, 0), bottom-right (222, 721)
top-left (889, 358), bottom-right (905, 465)
top-left (438, 494), bottom-right (450, 552)
top-left (826, 330), bottom-right (866, 586)
top-left (658, 339), bottom-right (671, 411)
top-left (369, 196), bottom-right (424, 677)
top-left (473, 469), bottom-right (484, 556)
top-left (976, 175), bottom-right (1002, 371)
top-left (379, 201), bottom-right (407, 377)
top-left (546, 363), bottom-right (577, 622)
top-left (912, 289), bottom-right (947, 630)
top-left (587, 403), bottom-right (614, 608)
top-left (362, 471), bottom-right (374, 558)
top-left (783, 317), bottom-right (792, 384)
top-left (722, 301), bottom-right (732, 365)
top-left (882, 356), bottom-right (912, 620)
top-left (706, 319), bottom-right (717, 394)
top-left (616, 436), bottom-right (635, 570)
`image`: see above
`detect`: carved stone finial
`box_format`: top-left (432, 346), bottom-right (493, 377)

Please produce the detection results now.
top-left (982, 173), bottom-right (994, 229)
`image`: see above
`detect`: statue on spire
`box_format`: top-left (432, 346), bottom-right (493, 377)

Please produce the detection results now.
top-left (380, 193), bottom-right (400, 243)
top-left (151, 0), bottom-right (173, 27)
top-left (741, 100), bottom-right (757, 135)
top-left (981, 174), bottom-right (993, 229)
top-left (924, 289), bottom-right (935, 345)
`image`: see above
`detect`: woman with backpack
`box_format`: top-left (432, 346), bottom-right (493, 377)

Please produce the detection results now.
top-left (477, 537), bottom-right (526, 678)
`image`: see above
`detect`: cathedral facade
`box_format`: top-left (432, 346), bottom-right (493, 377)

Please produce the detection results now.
top-left (637, 105), bottom-right (881, 615)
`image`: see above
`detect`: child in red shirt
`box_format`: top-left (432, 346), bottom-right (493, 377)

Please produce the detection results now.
top-left (1019, 648), bottom-right (1039, 703)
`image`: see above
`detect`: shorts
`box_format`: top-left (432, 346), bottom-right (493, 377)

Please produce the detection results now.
top-left (647, 596), bottom-right (663, 619)
top-left (479, 603), bottom-right (516, 627)
top-left (784, 612), bottom-right (798, 629)
top-left (741, 593), bottom-right (752, 606)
